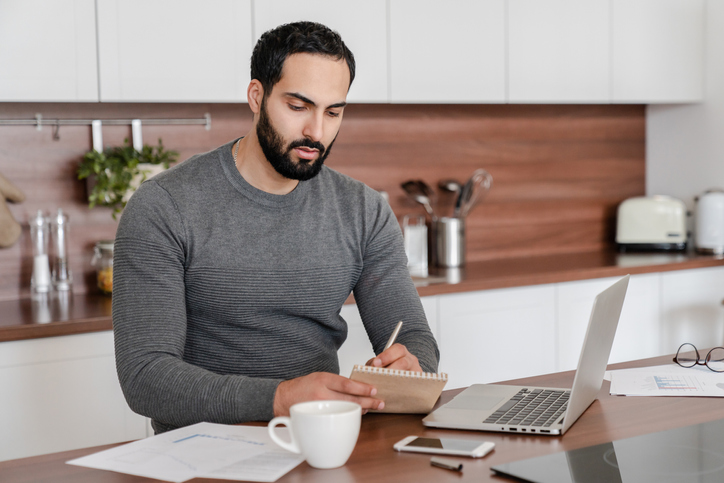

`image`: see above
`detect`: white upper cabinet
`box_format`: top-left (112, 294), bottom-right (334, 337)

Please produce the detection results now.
top-left (508, 0), bottom-right (610, 103)
top-left (389, 0), bottom-right (506, 103)
top-left (96, 0), bottom-right (252, 102)
top-left (612, 0), bottom-right (704, 103)
top-left (0, 0), bottom-right (98, 102)
top-left (0, 0), bottom-right (706, 104)
top-left (253, 0), bottom-right (388, 103)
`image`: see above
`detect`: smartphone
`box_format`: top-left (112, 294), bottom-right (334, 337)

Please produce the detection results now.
top-left (393, 436), bottom-right (495, 458)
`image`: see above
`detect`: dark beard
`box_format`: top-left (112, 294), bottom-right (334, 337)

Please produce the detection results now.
top-left (256, 101), bottom-right (336, 181)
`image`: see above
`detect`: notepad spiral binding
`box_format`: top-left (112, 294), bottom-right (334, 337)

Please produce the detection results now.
top-left (352, 364), bottom-right (448, 381)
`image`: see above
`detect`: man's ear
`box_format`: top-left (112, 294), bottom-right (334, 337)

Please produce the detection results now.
top-left (247, 80), bottom-right (264, 114)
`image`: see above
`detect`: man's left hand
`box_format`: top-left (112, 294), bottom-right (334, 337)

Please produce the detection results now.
top-left (366, 343), bottom-right (422, 372)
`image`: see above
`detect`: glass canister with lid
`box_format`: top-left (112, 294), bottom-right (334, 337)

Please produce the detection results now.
top-left (91, 240), bottom-right (114, 295)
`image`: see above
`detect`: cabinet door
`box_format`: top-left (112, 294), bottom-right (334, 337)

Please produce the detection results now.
top-left (338, 296), bottom-right (438, 377)
top-left (556, 274), bottom-right (661, 372)
top-left (253, 0), bottom-right (388, 103)
top-left (508, 0), bottom-right (610, 103)
top-left (437, 285), bottom-right (556, 389)
top-left (389, 0), bottom-right (506, 103)
top-left (612, 0), bottom-right (704, 103)
top-left (0, 332), bottom-right (147, 462)
top-left (660, 266), bottom-right (724, 354)
top-left (97, 0), bottom-right (252, 102)
top-left (0, 0), bottom-right (98, 101)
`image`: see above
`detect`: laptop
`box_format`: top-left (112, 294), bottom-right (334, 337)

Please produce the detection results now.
top-left (423, 275), bottom-right (630, 436)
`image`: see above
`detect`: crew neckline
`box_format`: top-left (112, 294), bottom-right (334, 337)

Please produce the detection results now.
top-left (219, 138), bottom-right (309, 208)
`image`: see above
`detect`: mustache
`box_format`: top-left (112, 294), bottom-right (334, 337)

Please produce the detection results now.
top-left (287, 139), bottom-right (326, 161)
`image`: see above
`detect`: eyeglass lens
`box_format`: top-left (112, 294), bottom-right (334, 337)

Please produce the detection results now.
top-left (706, 347), bottom-right (724, 372)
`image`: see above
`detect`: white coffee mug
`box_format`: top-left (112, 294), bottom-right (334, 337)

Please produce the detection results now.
top-left (268, 400), bottom-right (361, 469)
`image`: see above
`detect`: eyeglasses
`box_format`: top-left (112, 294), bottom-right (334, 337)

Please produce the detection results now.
top-left (673, 343), bottom-right (724, 372)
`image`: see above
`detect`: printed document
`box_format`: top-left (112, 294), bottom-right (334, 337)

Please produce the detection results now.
top-left (608, 364), bottom-right (724, 397)
top-left (66, 422), bottom-right (304, 482)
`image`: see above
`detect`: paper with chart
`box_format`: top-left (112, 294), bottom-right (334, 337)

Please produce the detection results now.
top-left (66, 422), bottom-right (304, 482)
top-left (609, 364), bottom-right (724, 397)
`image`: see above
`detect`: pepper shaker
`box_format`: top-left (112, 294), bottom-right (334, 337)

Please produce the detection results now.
top-left (51, 208), bottom-right (72, 292)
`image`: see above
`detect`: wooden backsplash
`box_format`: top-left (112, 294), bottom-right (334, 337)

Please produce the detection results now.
top-left (0, 103), bottom-right (644, 300)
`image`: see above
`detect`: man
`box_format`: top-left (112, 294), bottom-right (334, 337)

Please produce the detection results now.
top-left (113, 21), bottom-right (439, 434)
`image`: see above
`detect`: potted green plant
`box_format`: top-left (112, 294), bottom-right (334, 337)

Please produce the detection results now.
top-left (77, 138), bottom-right (178, 219)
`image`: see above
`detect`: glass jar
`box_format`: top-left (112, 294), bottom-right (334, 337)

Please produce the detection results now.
top-left (91, 240), bottom-right (114, 295)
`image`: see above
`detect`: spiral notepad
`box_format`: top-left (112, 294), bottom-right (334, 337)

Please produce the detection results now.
top-left (349, 365), bottom-right (448, 414)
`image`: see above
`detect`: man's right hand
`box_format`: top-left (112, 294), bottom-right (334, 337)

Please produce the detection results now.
top-left (273, 372), bottom-right (384, 417)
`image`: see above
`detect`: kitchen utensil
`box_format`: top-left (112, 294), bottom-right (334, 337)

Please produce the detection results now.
top-left (401, 180), bottom-right (434, 217)
top-left (456, 169), bottom-right (493, 217)
top-left (695, 189), bottom-right (724, 255)
top-left (431, 217), bottom-right (465, 268)
top-left (438, 179), bottom-right (462, 195)
top-left (416, 180), bottom-right (437, 208)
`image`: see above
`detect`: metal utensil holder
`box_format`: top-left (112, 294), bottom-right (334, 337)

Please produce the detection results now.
top-left (431, 216), bottom-right (465, 268)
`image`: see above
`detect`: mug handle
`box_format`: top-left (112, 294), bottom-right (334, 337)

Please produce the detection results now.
top-left (268, 416), bottom-right (300, 454)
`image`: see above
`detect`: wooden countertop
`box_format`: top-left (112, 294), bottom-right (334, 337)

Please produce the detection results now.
top-left (3, 352), bottom-right (724, 482)
top-left (3, 248), bottom-right (724, 343)
top-left (413, 248), bottom-right (724, 296)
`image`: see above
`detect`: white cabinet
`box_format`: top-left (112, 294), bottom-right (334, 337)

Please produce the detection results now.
top-left (556, 274), bottom-right (661, 371)
top-left (1, 0), bottom-right (705, 104)
top-left (659, 266), bottom-right (724, 354)
top-left (96, 0), bottom-right (252, 102)
top-left (0, 332), bottom-right (148, 462)
top-left (338, 296), bottom-right (439, 377)
top-left (437, 284), bottom-right (557, 389)
top-left (508, 0), bottom-right (610, 103)
top-left (389, 0), bottom-right (506, 103)
top-left (253, 0), bottom-right (388, 103)
top-left (612, 0), bottom-right (704, 103)
top-left (0, 0), bottom-right (98, 102)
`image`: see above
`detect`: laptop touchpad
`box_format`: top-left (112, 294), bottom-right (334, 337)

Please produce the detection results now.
top-left (446, 394), bottom-right (504, 410)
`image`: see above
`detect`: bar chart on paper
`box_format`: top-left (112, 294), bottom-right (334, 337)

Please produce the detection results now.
top-left (609, 365), bottom-right (724, 397)
top-left (652, 375), bottom-right (700, 391)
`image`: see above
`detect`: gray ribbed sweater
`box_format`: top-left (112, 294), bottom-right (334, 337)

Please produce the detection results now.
top-left (112, 139), bottom-right (439, 433)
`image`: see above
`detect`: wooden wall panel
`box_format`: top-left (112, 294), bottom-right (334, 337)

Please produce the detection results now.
top-left (0, 103), bottom-right (644, 300)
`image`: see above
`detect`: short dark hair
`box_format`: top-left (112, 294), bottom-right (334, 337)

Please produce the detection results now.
top-left (250, 21), bottom-right (356, 96)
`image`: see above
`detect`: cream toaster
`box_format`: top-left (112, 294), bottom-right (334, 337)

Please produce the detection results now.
top-left (616, 196), bottom-right (687, 252)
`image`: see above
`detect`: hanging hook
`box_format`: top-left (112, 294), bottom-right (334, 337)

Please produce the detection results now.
top-left (52, 120), bottom-right (60, 141)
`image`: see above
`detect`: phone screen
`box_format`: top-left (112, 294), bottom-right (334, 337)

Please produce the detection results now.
top-left (405, 437), bottom-right (482, 452)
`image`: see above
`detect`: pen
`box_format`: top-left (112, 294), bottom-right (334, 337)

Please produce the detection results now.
top-left (384, 321), bottom-right (403, 351)
top-left (430, 456), bottom-right (463, 472)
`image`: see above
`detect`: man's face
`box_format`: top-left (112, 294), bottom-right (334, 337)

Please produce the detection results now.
top-left (255, 53), bottom-right (350, 181)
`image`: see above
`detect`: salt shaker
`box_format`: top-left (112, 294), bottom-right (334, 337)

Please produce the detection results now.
top-left (402, 214), bottom-right (428, 277)
top-left (30, 210), bottom-right (51, 295)
top-left (51, 208), bottom-right (72, 291)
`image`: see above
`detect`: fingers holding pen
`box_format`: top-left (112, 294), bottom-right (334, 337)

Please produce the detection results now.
top-left (367, 343), bottom-right (422, 372)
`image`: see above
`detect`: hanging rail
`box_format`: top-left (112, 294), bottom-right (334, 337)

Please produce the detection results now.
top-left (0, 113), bottom-right (211, 130)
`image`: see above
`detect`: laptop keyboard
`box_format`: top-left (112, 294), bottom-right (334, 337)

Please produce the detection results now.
top-left (483, 388), bottom-right (569, 427)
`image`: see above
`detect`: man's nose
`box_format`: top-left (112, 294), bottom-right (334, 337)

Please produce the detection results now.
top-left (302, 112), bottom-right (324, 142)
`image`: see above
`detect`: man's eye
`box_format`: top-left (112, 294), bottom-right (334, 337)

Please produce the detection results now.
top-left (288, 104), bottom-right (305, 111)
top-left (327, 111), bottom-right (341, 118)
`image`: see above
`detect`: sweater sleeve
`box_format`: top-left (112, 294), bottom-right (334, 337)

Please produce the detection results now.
top-left (112, 180), bottom-right (281, 431)
top-left (352, 192), bottom-right (440, 373)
